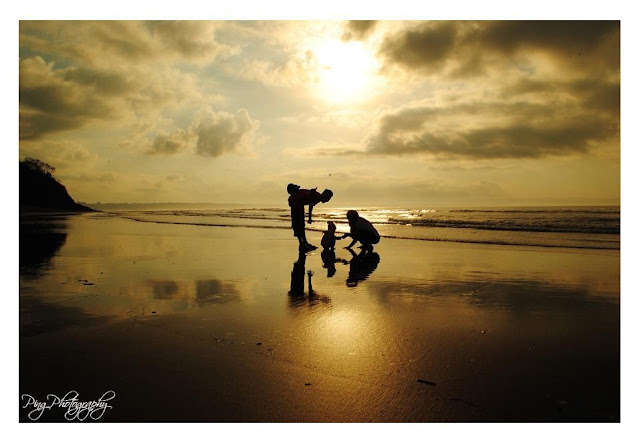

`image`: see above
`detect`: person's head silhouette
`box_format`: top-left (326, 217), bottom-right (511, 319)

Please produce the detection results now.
top-left (287, 183), bottom-right (301, 195)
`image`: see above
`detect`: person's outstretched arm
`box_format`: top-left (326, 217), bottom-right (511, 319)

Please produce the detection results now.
top-left (308, 204), bottom-right (316, 223)
top-left (345, 236), bottom-right (357, 249)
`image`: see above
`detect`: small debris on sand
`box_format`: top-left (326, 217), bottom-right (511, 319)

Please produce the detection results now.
top-left (256, 342), bottom-right (262, 346)
top-left (448, 398), bottom-right (480, 407)
top-left (417, 379), bottom-right (437, 386)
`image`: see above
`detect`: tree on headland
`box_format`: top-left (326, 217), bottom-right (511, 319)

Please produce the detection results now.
top-left (23, 157), bottom-right (56, 176)
top-left (19, 157), bottom-right (94, 212)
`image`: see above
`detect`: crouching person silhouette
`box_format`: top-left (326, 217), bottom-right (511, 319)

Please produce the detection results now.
top-left (342, 210), bottom-right (380, 253)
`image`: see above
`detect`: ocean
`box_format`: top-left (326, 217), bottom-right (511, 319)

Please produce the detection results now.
top-left (89, 204), bottom-right (620, 250)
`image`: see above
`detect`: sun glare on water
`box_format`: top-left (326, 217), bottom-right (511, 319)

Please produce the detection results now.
top-left (312, 40), bottom-right (380, 103)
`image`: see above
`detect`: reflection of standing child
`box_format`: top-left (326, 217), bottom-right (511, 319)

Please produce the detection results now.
top-left (321, 248), bottom-right (349, 278)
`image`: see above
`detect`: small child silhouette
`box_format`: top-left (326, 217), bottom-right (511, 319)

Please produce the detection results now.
top-left (321, 221), bottom-right (338, 250)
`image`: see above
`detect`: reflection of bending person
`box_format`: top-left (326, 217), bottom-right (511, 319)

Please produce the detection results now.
top-left (346, 249), bottom-right (380, 287)
top-left (342, 210), bottom-right (380, 253)
top-left (289, 252), bottom-right (307, 298)
top-left (306, 270), bottom-right (331, 305)
top-left (288, 252), bottom-right (331, 307)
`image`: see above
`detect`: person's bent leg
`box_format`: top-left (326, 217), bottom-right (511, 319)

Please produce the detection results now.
top-left (360, 232), bottom-right (377, 252)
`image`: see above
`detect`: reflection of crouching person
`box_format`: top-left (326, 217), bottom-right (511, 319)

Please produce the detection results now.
top-left (342, 210), bottom-right (380, 252)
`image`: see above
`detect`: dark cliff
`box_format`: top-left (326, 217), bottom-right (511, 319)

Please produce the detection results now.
top-left (19, 158), bottom-right (95, 212)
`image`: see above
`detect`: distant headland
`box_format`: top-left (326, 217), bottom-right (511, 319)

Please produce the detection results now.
top-left (19, 157), bottom-right (95, 213)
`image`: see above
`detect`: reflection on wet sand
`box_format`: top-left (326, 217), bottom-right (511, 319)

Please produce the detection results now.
top-left (366, 277), bottom-right (618, 313)
top-left (289, 252), bottom-right (307, 297)
top-left (19, 214), bottom-right (113, 337)
top-left (289, 252), bottom-right (331, 309)
top-left (19, 215), bottom-right (69, 279)
top-left (19, 214), bottom-right (620, 422)
top-left (345, 249), bottom-right (380, 287)
top-left (195, 279), bottom-right (241, 305)
top-left (145, 278), bottom-right (242, 307)
top-left (149, 280), bottom-right (180, 300)
top-left (20, 214), bottom-right (248, 337)
top-left (320, 249), bottom-right (349, 278)
top-left (20, 295), bottom-right (114, 337)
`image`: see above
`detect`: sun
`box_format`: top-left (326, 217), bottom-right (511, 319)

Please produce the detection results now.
top-left (312, 40), bottom-right (380, 103)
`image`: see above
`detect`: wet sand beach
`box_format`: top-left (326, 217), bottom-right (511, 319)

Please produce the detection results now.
top-left (19, 212), bottom-right (620, 422)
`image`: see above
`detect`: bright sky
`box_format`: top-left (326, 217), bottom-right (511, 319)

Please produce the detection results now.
top-left (18, 19), bottom-right (620, 207)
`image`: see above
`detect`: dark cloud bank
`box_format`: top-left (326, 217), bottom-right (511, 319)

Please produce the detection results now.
top-left (367, 21), bottom-right (620, 160)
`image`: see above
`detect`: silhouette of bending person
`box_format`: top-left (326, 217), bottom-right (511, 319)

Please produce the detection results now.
top-left (342, 210), bottom-right (380, 253)
top-left (287, 183), bottom-right (333, 251)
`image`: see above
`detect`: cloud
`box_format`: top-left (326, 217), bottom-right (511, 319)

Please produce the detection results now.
top-left (166, 174), bottom-right (185, 182)
top-left (147, 107), bottom-right (260, 157)
top-left (362, 21), bottom-right (620, 161)
top-left (19, 22), bottom-right (229, 141)
top-left (283, 143), bottom-right (365, 158)
top-left (478, 21), bottom-right (619, 59)
top-left (19, 21), bottom-right (235, 68)
top-left (57, 172), bottom-right (116, 183)
top-left (500, 78), bottom-right (620, 118)
top-left (193, 108), bottom-right (259, 157)
top-left (149, 128), bottom-right (193, 155)
top-left (335, 175), bottom-right (510, 207)
top-left (19, 57), bottom-right (119, 139)
top-left (61, 66), bottom-right (133, 96)
top-left (19, 54), bottom-right (203, 140)
top-left (19, 139), bottom-right (99, 170)
top-left (342, 21), bottom-right (378, 41)
top-left (364, 98), bottom-right (618, 159)
top-left (145, 21), bottom-right (235, 60)
top-left (379, 21), bottom-right (619, 78)
top-left (380, 22), bottom-right (458, 73)
top-left (237, 55), bottom-right (315, 88)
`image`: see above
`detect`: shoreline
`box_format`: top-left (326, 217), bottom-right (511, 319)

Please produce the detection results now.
top-left (52, 209), bottom-right (621, 252)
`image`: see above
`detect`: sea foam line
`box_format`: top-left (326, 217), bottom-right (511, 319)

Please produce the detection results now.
top-left (109, 213), bottom-right (619, 251)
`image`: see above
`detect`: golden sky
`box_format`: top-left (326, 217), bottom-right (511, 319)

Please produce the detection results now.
top-left (18, 20), bottom-right (620, 206)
